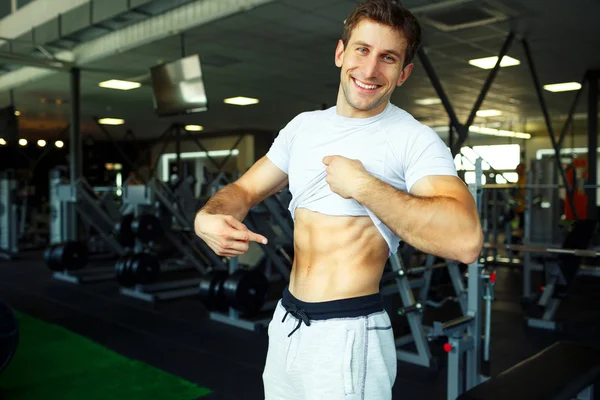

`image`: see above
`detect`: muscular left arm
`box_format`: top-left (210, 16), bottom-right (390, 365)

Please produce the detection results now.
top-left (322, 155), bottom-right (483, 264)
top-left (353, 174), bottom-right (483, 264)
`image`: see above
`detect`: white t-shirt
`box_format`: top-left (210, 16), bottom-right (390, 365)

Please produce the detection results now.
top-left (266, 101), bottom-right (458, 254)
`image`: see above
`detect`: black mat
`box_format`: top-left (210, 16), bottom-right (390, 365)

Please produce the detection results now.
top-left (1, 252), bottom-right (599, 399)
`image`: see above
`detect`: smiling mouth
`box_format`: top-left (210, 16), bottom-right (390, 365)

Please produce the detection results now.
top-left (352, 78), bottom-right (381, 91)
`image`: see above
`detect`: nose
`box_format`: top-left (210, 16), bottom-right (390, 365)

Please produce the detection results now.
top-left (361, 54), bottom-right (379, 79)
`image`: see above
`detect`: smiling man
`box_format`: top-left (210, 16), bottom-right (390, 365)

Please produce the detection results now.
top-left (194, 0), bottom-right (483, 399)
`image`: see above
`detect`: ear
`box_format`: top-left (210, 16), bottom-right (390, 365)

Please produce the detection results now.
top-left (335, 40), bottom-right (345, 68)
top-left (396, 62), bottom-right (414, 87)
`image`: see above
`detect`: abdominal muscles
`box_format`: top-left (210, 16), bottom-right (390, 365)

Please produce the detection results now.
top-left (289, 208), bottom-right (390, 302)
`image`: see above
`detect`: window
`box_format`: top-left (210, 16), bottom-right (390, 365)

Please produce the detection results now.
top-left (454, 144), bottom-right (520, 171)
top-left (495, 173), bottom-right (519, 183)
top-left (464, 172), bottom-right (487, 185)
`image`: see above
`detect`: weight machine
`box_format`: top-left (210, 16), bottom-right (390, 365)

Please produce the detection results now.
top-left (116, 177), bottom-right (227, 303)
top-left (0, 171), bottom-right (18, 260)
top-left (390, 159), bottom-right (494, 399)
top-left (48, 168), bottom-right (127, 284)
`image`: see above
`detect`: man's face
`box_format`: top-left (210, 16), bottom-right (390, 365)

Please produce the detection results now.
top-left (335, 19), bottom-right (414, 117)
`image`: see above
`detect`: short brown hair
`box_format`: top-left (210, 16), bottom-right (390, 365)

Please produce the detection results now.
top-left (341, 0), bottom-right (422, 68)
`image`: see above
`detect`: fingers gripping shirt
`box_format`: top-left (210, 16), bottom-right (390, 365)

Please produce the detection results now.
top-left (265, 102), bottom-right (458, 255)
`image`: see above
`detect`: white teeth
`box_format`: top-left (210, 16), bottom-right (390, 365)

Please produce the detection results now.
top-left (354, 79), bottom-right (378, 90)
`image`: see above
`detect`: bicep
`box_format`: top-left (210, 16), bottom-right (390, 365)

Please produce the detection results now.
top-left (410, 175), bottom-right (475, 207)
top-left (235, 156), bottom-right (289, 205)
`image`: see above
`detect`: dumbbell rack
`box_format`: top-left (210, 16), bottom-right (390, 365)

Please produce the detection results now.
top-left (208, 258), bottom-right (277, 332)
top-left (53, 266), bottom-right (116, 284)
top-left (119, 259), bottom-right (204, 303)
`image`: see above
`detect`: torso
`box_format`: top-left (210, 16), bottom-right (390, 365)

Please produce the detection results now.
top-left (288, 208), bottom-right (389, 302)
top-left (281, 105), bottom-right (414, 301)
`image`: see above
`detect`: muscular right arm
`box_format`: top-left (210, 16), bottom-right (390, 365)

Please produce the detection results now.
top-left (198, 156), bottom-right (289, 222)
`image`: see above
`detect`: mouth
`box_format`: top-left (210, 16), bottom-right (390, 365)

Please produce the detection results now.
top-left (352, 77), bottom-right (381, 92)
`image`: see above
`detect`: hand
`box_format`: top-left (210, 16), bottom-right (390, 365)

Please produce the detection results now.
top-left (194, 212), bottom-right (268, 257)
top-left (323, 155), bottom-right (371, 199)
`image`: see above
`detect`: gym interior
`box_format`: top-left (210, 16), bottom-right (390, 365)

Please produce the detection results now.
top-left (1, 0), bottom-right (599, 399)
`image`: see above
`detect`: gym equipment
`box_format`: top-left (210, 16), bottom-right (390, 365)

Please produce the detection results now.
top-left (114, 213), bottom-right (135, 248)
top-left (389, 252), bottom-right (469, 370)
top-left (49, 168), bottom-right (126, 256)
top-left (130, 214), bottom-right (162, 243)
top-left (223, 269), bottom-right (269, 316)
top-left (0, 170), bottom-right (18, 260)
top-left (199, 268), bottom-right (269, 317)
top-left (457, 341), bottom-right (600, 400)
top-left (115, 179), bottom-right (227, 303)
top-left (115, 253), bottom-right (161, 287)
top-left (205, 257), bottom-right (277, 332)
top-left (519, 219), bottom-right (597, 331)
top-left (43, 241), bottom-right (89, 271)
top-left (0, 299), bottom-right (19, 374)
top-left (198, 269), bottom-right (229, 311)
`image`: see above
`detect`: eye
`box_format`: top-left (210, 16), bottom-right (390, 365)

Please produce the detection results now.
top-left (357, 47), bottom-right (368, 54)
top-left (383, 55), bottom-right (396, 63)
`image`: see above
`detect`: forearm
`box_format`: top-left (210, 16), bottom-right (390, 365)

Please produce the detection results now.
top-left (198, 182), bottom-right (253, 222)
top-left (354, 177), bottom-right (482, 263)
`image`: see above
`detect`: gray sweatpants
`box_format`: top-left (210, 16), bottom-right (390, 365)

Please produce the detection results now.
top-left (262, 288), bottom-right (397, 400)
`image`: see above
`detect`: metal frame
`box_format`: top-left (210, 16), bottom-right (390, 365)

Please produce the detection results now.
top-left (521, 39), bottom-right (579, 220)
top-left (418, 32), bottom-right (515, 156)
top-left (586, 71), bottom-right (598, 220)
top-left (0, 171), bottom-right (18, 258)
top-left (53, 266), bottom-right (116, 284)
top-left (120, 278), bottom-right (204, 303)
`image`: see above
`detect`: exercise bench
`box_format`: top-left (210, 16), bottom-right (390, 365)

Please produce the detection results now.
top-left (457, 341), bottom-right (600, 400)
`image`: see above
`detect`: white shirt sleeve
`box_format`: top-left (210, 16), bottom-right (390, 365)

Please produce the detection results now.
top-left (403, 126), bottom-right (458, 192)
top-left (265, 114), bottom-right (303, 174)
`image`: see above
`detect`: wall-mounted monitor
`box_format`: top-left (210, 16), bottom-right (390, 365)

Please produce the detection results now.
top-left (150, 54), bottom-right (208, 117)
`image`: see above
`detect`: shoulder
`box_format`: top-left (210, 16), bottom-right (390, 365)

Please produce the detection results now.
top-left (380, 103), bottom-right (443, 146)
top-left (280, 107), bottom-right (334, 134)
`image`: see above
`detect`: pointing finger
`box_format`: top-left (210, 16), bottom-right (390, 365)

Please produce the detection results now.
top-left (248, 231), bottom-right (269, 245)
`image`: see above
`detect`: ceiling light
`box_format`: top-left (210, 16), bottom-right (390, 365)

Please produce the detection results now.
top-left (37, 139), bottom-right (47, 147)
top-left (185, 125), bottom-right (204, 132)
top-left (468, 56), bottom-right (520, 70)
top-left (0, 138), bottom-right (6, 146)
top-left (415, 98), bottom-right (442, 106)
top-left (469, 125), bottom-right (531, 139)
top-left (98, 118), bottom-right (125, 125)
top-left (476, 109), bottom-right (502, 117)
top-left (99, 79), bottom-right (141, 91)
top-left (18, 138), bottom-right (27, 146)
top-left (543, 82), bottom-right (582, 92)
top-left (14, 110), bottom-right (20, 116)
top-left (55, 140), bottom-right (64, 148)
top-left (224, 96), bottom-right (259, 106)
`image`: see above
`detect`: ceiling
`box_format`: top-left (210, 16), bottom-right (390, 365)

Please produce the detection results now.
top-left (1, 0), bottom-right (599, 143)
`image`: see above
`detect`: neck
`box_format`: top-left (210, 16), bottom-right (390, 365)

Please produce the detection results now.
top-left (335, 88), bottom-right (388, 119)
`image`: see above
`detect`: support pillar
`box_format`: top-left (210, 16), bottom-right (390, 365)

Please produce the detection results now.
top-left (69, 67), bottom-right (81, 240)
top-left (587, 71), bottom-right (598, 220)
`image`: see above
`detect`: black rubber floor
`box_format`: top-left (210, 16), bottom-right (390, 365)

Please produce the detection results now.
top-left (1, 252), bottom-right (599, 399)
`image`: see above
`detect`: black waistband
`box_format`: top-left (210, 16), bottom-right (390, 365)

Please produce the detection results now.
top-left (281, 286), bottom-right (384, 321)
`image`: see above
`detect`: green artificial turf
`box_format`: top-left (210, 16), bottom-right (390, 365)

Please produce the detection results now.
top-left (0, 311), bottom-right (211, 399)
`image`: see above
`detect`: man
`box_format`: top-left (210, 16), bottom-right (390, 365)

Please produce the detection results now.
top-left (194, 0), bottom-right (483, 398)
